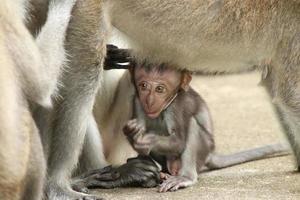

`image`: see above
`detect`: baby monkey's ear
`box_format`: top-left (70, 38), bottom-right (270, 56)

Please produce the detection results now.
top-left (180, 71), bottom-right (192, 91)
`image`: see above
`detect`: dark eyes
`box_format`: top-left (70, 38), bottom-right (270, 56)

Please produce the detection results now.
top-left (155, 85), bottom-right (166, 93)
top-left (138, 82), bottom-right (149, 91)
top-left (137, 82), bottom-right (166, 94)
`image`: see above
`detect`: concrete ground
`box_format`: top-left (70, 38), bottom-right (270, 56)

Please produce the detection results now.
top-left (94, 72), bottom-right (300, 200)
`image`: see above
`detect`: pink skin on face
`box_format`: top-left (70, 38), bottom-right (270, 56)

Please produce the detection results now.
top-left (134, 67), bottom-right (181, 119)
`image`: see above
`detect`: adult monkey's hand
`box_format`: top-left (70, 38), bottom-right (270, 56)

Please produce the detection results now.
top-left (104, 44), bottom-right (133, 70)
top-left (72, 155), bottom-right (160, 193)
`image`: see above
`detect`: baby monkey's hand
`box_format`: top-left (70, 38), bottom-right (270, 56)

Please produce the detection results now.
top-left (123, 119), bottom-right (157, 155)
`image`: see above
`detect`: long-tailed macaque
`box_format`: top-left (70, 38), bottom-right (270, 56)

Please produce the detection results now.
top-left (88, 61), bottom-right (290, 192)
top-left (42, 0), bottom-right (108, 199)
top-left (2, 0), bottom-right (108, 199)
top-left (0, 0), bottom-right (76, 199)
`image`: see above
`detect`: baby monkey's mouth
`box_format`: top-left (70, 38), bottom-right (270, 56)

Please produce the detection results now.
top-left (145, 110), bottom-right (161, 119)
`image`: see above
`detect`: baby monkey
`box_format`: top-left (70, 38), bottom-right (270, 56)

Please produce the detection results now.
top-left (75, 46), bottom-right (289, 193)
top-left (123, 62), bottom-right (289, 192)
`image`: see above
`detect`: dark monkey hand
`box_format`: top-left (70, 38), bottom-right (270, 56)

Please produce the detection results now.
top-left (104, 44), bottom-right (133, 70)
top-left (123, 119), bottom-right (158, 155)
top-left (72, 156), bottom-right (160, 192)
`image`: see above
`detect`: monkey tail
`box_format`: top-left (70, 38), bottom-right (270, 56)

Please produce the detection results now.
top-left (206, 143), bottom-right (291, 170)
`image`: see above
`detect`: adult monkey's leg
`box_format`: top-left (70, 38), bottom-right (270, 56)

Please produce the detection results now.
top-left (46, 0), bottom-right (108, 199)
top-left (262, 33), bottom-right (300, 170)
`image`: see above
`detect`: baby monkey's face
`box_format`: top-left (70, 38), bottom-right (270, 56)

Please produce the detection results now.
top-left (134, 67), bottom-right (182, 119)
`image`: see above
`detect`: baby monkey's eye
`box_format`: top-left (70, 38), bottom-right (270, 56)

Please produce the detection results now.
top-left (138, 82), bottom-right (149, 91)
top-left (155, 85), bottom-right (166, 93)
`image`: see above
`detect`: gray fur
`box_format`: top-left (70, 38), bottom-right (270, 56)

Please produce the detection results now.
top-left (0, 0), bottom-right (75, 199)
top-left (129, 87), bottom-right (290, 192)
top-left (44, 0), bottom-right (108, 199)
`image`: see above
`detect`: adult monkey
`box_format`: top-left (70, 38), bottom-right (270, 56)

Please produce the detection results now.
top-left (41, 4), bottom-right (157, 198)
top-left (13, 1), bottom-right (116, 200)
top-left (104, 0), bottom-right (300, 170)
top-left (0, 0), bottom-right (76, 199)
top-left (43, 0), bottom-right (109, 199)
top-left (0, 0), bottom-right (109, 200)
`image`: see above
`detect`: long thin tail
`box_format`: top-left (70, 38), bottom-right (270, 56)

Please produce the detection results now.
top-left (206, 143), bottom-right (291, 170)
